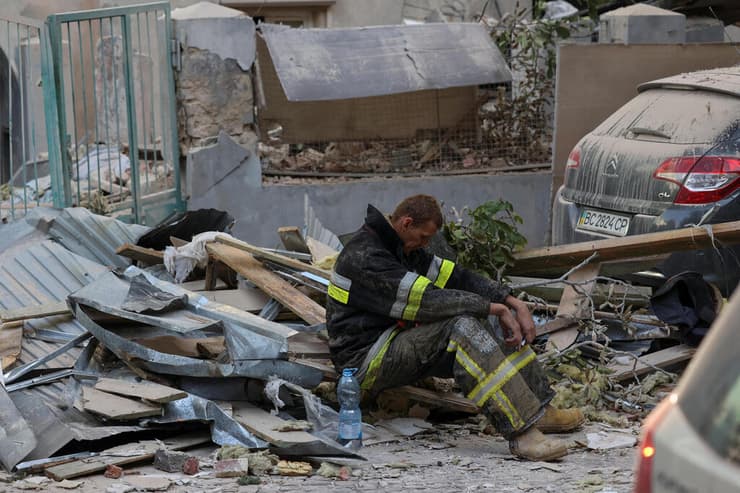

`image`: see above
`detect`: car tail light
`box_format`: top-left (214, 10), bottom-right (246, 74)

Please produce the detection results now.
top-left (654, 156), bottom-right (740, 204)
top-left (634, 393), bottom-right (677, 493)
top-left (566, 147), bottom-right (581, 169)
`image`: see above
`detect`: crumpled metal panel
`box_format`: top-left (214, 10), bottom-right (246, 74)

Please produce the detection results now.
top-left (0, 240), bottom-right (147, 468)
top-left (74, 303), bottom-right (322, 387)
top-left (125, 266), bottom-right (296, 349)
top-left (69, 270), bottom-right (324, 388)
top-left (48, 207), bottom-right (150, 268)
top-left (148, 394), bottom-right (267, 449)
top-left (259, 22), bottom-right (511, 102)
top-left (0, 385), bottom-right (37, 470)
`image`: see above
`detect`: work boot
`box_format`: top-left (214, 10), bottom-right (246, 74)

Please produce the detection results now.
top-left (509, 427), bottom-right (568, 461)
top-left (535, 405), bottom-right (585, 434)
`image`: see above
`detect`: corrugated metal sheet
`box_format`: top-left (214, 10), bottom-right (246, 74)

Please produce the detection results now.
top-left (0, 240), bottom-right (147, 463)
top-left (48, 207), bottom-right (150, 268)
top-left (259, 22), bottom-right (511, 101)
top-left (304, 195), bottom-right (343, 252)
top-left (0, 240), bottom-right (108, 369)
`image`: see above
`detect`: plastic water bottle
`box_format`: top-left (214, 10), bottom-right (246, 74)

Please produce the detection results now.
top-left (337, 367), bottom-right (362, 450)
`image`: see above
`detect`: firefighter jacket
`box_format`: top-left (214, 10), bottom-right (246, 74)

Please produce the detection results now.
top-left (326, 204), bottom-right (512, 371)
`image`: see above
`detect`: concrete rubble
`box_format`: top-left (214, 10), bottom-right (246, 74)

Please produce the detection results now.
top-left (0, 204), bottom-right (732, 490)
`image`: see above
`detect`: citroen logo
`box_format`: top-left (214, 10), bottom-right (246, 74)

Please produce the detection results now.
top-left (604, 157), bottom-right (618, 177)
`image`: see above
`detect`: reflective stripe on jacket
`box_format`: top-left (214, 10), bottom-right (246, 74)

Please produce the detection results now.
top-left (326, 204), bottom-right (511, 371)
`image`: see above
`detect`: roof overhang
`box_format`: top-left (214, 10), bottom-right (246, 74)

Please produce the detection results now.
top-left (258, 22), bottom-right (511, 102)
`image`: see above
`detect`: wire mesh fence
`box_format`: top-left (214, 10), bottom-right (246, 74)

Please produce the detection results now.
top-left (258, 84), bottom-right (553, 181)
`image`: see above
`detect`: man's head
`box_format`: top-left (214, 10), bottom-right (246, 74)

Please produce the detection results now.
top-left (390, 194), bottom-right (444, 254)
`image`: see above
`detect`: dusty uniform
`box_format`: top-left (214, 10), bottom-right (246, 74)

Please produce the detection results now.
top-left (326, 205), bottom-right (553, 439)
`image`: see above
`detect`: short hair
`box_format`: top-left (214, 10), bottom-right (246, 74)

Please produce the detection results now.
top-left (391, 194), bottom-right (443, 228)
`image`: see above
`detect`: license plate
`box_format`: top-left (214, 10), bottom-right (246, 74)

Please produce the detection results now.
top-left (576, 209), bottom-right (630, 237)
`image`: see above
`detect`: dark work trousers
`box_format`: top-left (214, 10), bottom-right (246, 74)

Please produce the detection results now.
top-left (358, 315), bottom-right (554, 439)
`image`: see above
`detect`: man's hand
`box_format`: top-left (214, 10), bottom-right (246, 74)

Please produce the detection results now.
top-left (505, 295), bottom-right (536, 344)
top-left (489, 303), bottom-right (522, 347)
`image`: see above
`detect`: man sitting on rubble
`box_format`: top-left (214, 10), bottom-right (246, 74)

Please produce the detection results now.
top-left (326, 194), bottom-right (584, 461)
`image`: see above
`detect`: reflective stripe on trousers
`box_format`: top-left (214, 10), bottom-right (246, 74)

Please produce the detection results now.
top-left (447, 340), bottom-right (536, 430)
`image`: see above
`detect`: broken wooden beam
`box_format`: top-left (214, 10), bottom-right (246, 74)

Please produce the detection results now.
top-left (608, 344), bottom-right (695, 382)
top-left (380, 385), bottom-right (479, 415)
top-left (94, 377), bottom-right (188, 404)
top-left (548, 262), bottom-right (600, 351)
top-left (278, 226), bottom-right (311, 255)
top-left (215, 234), bottom-right (330, 279)
top-left (0, 301), bottom-right (71, 323)
top-left (207, 243), bottom-right (326, 325)
top-left (81, 386), bottom-right (163, 420)
top-left (44, 433), bottom-right (210, 481)
top-left (510, 219), bottom-right (740, 277)
top-left (0, 324), bottom-right (22, 371)
top-left (116, 243), bottom-right (165, 265)
top-left (232, 402), bottom-right (319, 449)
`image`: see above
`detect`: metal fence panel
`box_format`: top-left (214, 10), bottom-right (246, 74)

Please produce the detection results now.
top-left (44, 2), bottom-right (183, 225)
top-left (0, 15), bottom-right (50, 222)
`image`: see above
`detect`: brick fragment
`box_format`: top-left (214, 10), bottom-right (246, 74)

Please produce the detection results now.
top-left (104, 464), bottom-right (123, 479)
top-left (215, 458), bottom-right (250, 478)
top-left (182, 456), bottom-right (199, 476)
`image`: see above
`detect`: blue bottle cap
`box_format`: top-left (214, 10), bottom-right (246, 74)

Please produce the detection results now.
top-left (342, 368), bottom-right (357, 377)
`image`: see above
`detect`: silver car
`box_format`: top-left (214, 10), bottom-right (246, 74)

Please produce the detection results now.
top-left (633, 286), bottom-right (740, 492)
top-left (552, 66), bottom-right (740, 295)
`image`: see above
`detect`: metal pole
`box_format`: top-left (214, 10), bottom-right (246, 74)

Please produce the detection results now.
top-left (121, 13), bottom-right (141, 223)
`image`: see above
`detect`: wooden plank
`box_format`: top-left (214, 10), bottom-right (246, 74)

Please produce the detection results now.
top-left (81, 387), bottom-right (162, 420)
top-left (197, 288), bottom-right (271, 312)
top-left (536, 317), bottom-right (577, 336)
top-left (381, 385), bottom-right (479, 415)
top-left (278, 226), bottom-right (311, 254)
top-left (94, 378), bottom-right (187, 404)
top-left (512, 276), bottom-right (651, 306)
top-left (306, 236), bottom-right (338, 263)
top-left (45, 433), bottom-right (210, 481)
top-left (232, 402), bottom-right (318, 448)
top-left (0, 325), bottom-right (22, 370)
top-left (608, 344), bottom-right (695, 382)
top-left (548, 263), bottom-right (600, 351)
top-left (207, 243), bottom-right (326, 325)
top-left (214, 235), bottom-right (330, 279)
top-left (0, 301), bottom-right (71, 322)
top-left (204, 257), bottom-right (218, 291)
top-left (510, 220), bottom-right (740, 277)
top-left (115, 243), bottom-right (164, 265)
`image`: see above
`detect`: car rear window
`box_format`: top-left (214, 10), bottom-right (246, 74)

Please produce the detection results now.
top-left (678, 292), bottom-right (740, 464)
top-left (592, 88), bottom-right (740, 145)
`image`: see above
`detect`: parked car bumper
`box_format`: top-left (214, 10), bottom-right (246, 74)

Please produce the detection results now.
top-left (649, 405), bottom-right (740, 492)
top-left (552, 186), bottom-right (740, 294)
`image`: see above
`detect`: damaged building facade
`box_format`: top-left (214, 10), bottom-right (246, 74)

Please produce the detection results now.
top-left (0, 0), bottom-right (739, 489)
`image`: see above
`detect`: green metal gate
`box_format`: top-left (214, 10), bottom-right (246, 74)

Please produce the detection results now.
top-left (0, 15), bottom-right (49, 223)
top-left (43, 2), bottom-right (183, 225)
